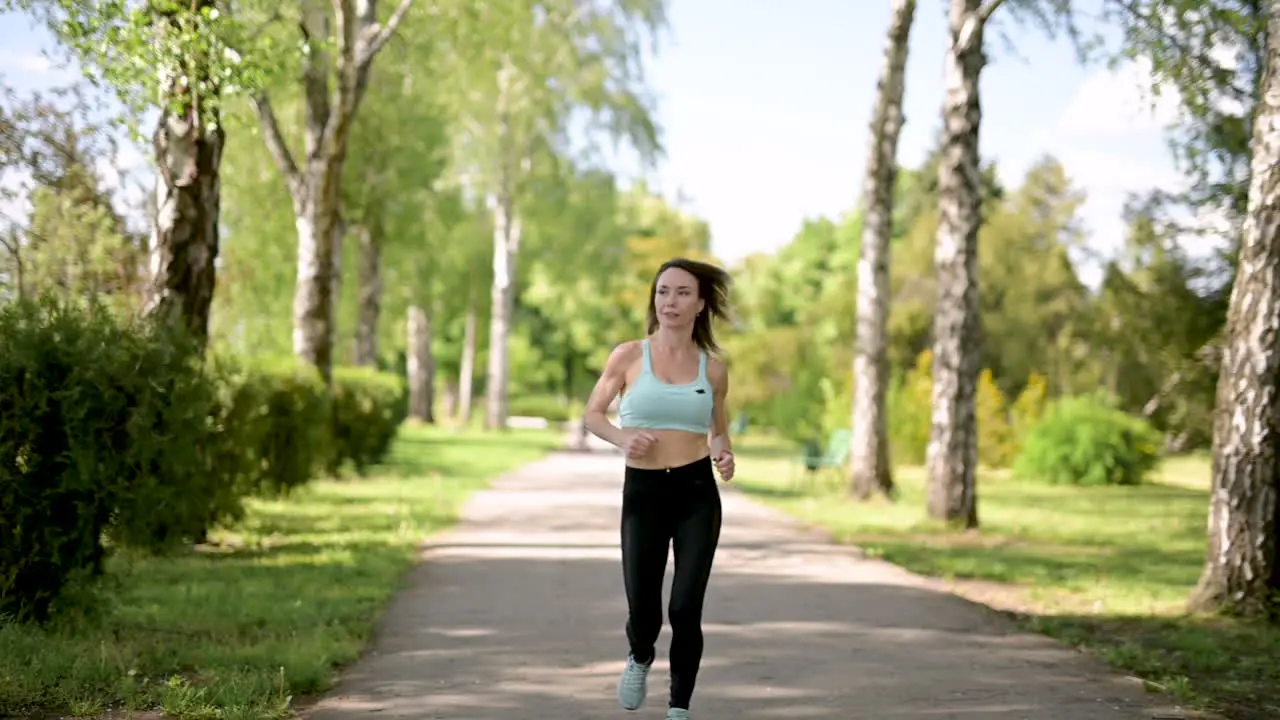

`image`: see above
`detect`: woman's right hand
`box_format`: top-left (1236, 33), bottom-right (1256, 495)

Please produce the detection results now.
top-left (622, 430), bottom-right (658, 459)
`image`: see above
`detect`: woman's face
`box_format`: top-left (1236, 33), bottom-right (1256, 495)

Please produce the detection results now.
top-left (653, 267), bottom-right (705, 330)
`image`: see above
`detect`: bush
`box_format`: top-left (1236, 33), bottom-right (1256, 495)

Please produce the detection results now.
top-left (888, 350), bottom-right (933, 466)
top-left (209, 355), bottom-right (332, 498)
top-left (1012, 395), bottom-right (1162, 487)
top-left (329, 366), bottom-right (408, 475)
top-left (507, 393), bottom-right (574, 423)
top-left (976, 369), bottom-right (1014, 468)
top-left (0, 297), bottom-right (231, 622)
top-left (0, 300), bottom-right (381, 623)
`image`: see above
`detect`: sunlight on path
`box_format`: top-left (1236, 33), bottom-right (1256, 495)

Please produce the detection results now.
top-left (302, 450), bottom-right (1206, 720)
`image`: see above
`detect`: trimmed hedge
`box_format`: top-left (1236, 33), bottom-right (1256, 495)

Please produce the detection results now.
top-left (0, 297), bottom-right (408, 623)
top-left (207, 355), bottom-right (333, 501)
top-left (329, 365), bottom-right (408, 475)
top-left (0, 298), bottom-right (227, 622)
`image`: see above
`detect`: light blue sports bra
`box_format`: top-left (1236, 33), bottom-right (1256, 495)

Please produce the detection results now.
top-left (618, 340), bottom-right (714, 435)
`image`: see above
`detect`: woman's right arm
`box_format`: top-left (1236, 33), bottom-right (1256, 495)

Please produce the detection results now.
top-left (584, 341), bottom-right (638, 448)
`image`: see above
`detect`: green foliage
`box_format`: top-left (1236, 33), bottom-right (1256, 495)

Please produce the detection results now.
top-left (1013, 396), bottom-right (1162, 487)
top-left (0, 297), bottom-right (411, 624)
top-left (208, 355), bottom-right (333, 499)
top-left (9, 0), bottom-right (272, 131)
top-left (329, 366), bottom-right (409, 475)
top-left (1099, 0), bottom-right (1264, 222)
top-left (818, 369), bottom-right (853, 443)
top-left (0, 296), bottom-right (228, 622)
top-left (976, 369), bottom-right (1014, 468)
top-left (1010, 372), bottom-right (1048, 441)
top-left (887, 350), bottom-right (933, 466)
top-left (508, 393), bottom-right (574, 423)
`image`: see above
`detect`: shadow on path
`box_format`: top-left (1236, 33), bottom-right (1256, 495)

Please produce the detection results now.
top-left (302, 451), bottom-right (1199, 720)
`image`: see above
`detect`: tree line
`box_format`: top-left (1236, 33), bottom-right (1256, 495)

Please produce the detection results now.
top-left (795, 0), bottom-right (1277, 621)
top-left (0, 0), bottom-right (1276, 626)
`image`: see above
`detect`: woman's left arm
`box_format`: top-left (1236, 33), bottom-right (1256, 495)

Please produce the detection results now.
top-left (707, 358), bottom-right (734, 479)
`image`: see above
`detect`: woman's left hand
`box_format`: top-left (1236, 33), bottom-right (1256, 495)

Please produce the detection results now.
top-left (713, 450), bottom-right (735, 482)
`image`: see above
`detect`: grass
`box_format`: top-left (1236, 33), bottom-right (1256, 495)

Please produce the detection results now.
top-left (732, 434), bottom-right (1280, 720)
top-left (0, 424), bottom-right (561, 720)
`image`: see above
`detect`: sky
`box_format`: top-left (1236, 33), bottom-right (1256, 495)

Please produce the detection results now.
top-left (0, 0), bottom-right (1189, 284)
top-left (618, 0), bottom-right (1187, 280)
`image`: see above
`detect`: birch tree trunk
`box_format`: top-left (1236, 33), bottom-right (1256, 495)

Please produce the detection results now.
top-left (1188, 4), bottom-right (1280, 618)
top-left (485, 187), bottom-right (521, 430)
top-left (442, 380), bottom-right (459, 421)
top-left (141, 0), bottom-right (224, 349)
top-left (850, 0), bottom-right (917, 501)
top-left (354, 222), bottom-right (382, 367)
top-left (407, 304), bottom-right (435, 422)
top-left (926, 0), bottom-right (998, 529)
top-left (250, 0), bottom-right (415, 382)
top-left (458, 290), bottom-right (477, 425)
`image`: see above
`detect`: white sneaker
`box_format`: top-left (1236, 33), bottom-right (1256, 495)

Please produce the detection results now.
top-left (616, 654), bottom-right (652, 710)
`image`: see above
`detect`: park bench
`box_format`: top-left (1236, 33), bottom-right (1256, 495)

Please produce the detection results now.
top-left (793, 427), bottom-right (851, 489)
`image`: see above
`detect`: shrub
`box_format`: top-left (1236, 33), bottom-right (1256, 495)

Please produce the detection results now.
top-left (0, 295), bottom-right (415, 622)
top-left (209, 355), bottom-right (332, 498)
top-left (976, 369), bottom-right (1014, 468)
top-left (888, 350), bottom-right (933, 466)
top-left (1010, 372), bottom-right (1048, 441)
top-left (1012, 395), bottom-right (1162, 487)
top-left (0, 297), bottom-right (231, 622)
top-left (507, 393), bottom-right (574, 423)
top-left (329, 366), bottom-right (408, 475)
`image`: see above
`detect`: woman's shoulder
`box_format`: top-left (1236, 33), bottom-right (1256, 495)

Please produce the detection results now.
top-left (704, 352), bottom-right (728, 381)
top-left (605, 339), bottom-right (646, 367)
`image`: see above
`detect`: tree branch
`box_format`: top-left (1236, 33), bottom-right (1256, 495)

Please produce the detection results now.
top-left (1107, 0), bottom-right (1254, 102)
top-left (250, 93), bottom-right (303, 195)
top-left (956, 0), bottom-right (1006, 53)
top-left (300, 1), bottom-right (332, 158)
top-left (333, 0), bottom-right (356, 74)
top-left (355, 0), bottom-right (416, 69)
top-left (977, 0), bottom-right (1007, 25)
top-left (333, 0), bottom-right (359, 128)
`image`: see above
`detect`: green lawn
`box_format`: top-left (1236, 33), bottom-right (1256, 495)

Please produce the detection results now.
top-left (733, 435), bottom-right (1279, 720)
top-left (0, 424), bottom-right (561, 720)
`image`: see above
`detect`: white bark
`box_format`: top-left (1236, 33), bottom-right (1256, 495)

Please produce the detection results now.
top-left (850, 0), bottom-right (917, 501)
top-left (926, 0), bottom-right (991, 529)
top-left (1189, 2), bottom-right (1280, 617)
top-left (249, 0), bottom-right (416, 381)
top-left (485, 188), bottom-right (521, 430)
top-left (407, 304), bottom-right (434, 422)
top-left (458, 291), bottom-right (477, 425)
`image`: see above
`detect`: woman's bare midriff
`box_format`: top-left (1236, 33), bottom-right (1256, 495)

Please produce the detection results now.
top-left (623, 428), bottom-right (710, 470)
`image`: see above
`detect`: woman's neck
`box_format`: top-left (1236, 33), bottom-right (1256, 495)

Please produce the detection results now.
top-left (651, 327), bottom-right (697, 353)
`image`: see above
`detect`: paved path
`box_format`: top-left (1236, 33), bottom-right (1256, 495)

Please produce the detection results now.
top-left (304, 447), bottom-right (1200, 720)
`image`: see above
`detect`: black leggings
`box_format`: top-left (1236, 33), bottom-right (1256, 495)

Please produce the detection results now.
top-left (620, 456), bottom-right (723, 710)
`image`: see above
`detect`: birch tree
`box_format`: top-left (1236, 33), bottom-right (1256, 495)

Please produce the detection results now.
top-left (7, 0), bottom-right (258, 347)
top-left (434, 0), bottom-right (665, 429)
top-left (925, 0), bottom-right (1074, 526)
top-left (925, 0), bottom-right (1003, 528)
top-left (850, 0), bottom-right (917, 501)
top-left (1187, 0), bottom-right (1280, 619)
top-left (250, 0), bottom-right (417, 382)
top-left (342, 33), bottom-right (449, 370)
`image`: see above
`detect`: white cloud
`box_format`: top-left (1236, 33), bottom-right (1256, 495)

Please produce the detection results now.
top-left (0, 50), bottom-right (54, 74)
top-left (1051, 58), bottom-right (1183, 140)
top-left (1061, 148), bottom-right (1184, 193)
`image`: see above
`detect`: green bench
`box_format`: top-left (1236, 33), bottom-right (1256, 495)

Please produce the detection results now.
top-left (794, 428), bottom-right (851, 487)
